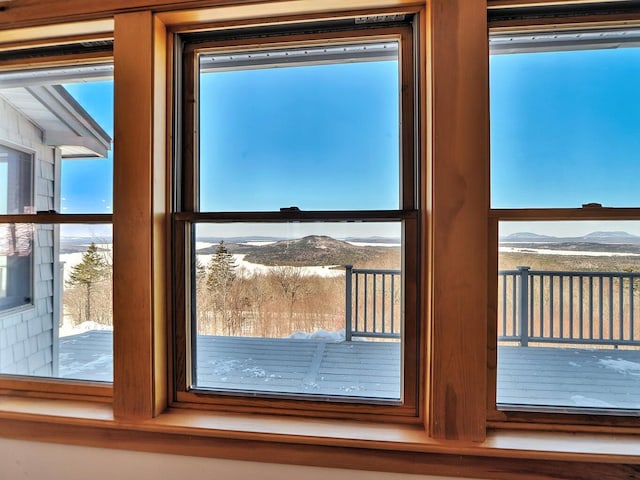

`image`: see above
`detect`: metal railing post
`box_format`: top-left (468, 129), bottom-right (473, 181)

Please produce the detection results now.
top-left (345, 264), bottom-right (353, 342)
top-left (517, 266), bottom-right (530, 347)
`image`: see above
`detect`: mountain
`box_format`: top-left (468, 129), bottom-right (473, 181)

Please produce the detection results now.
top-left (501, 231), bottom-right (640, 244)
top-left (242, 235), bottom-right (394, 266)
top-left (583, 231), bottom-right (640, 241)
top-left (502, 232), bottom-right (555, 241)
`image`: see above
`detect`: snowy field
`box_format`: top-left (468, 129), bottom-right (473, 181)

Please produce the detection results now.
top-left (499, 246), bottom-right (640, 257)
top-left (59, 320), bottom-right (113, 338)
top-left (196, 253), bottom-right (345, 278)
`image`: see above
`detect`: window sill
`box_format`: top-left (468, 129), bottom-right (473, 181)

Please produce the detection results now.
top-left (0, 303), bottom-right (34, 317)
top-left (0, 397), bottom-right (639, 479)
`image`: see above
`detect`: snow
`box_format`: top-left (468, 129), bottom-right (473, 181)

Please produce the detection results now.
top-left (58, 352), bottom-right (112, 378)
top-left (59, 321), bottom-right (113, 338)
top-left (59, 243), bottom-right (113, 282)
top-left (499, 246), bottom-right (640, 257)
top-left (570, 395), bottom-right (615, 408)
top-left (242, 367), bottom-right (267, 378)
top-left (346, 241), bottom-right (400, 247)
top-left (197, 253), bottom-right (345, 278)
top-left (598, 358), bottom-right (640, 376)
top-left (287, 329), bottom-right (345, 342)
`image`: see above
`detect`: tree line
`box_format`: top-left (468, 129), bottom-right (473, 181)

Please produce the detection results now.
top-left (62, 239), bottom-right (400, 337)
top-left (196, 241), bottom-right (346, 337)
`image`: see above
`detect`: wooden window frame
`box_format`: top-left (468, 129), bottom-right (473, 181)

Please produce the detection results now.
top-left (1, 1), bottom-right (639, 479)
top-left (171, 20), bottom-right (421, 421)
top-left (0, 47), bottom-right (114, 401)
top-left (487, 10), bottom-right (640, 431)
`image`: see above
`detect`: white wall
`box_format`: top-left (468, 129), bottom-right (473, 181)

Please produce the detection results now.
top-left (0, 438), bottom-right (482, 480)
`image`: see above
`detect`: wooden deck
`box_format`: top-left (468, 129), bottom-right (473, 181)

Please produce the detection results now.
top-left (498, 346), bottom-right (640, 410)
top-left (196, 336), bottom-right (401, 398)
top-left (58, 331), bottom-right (640, 408)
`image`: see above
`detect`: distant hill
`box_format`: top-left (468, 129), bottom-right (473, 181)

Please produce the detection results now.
top-left (583, 231), bottom-right (639, 241)
top-left (501, 231), bottom-right (640, 244)
top-left (196, 235), bottom-right (395, 266)
top-left (502, 232), bottom-right (555, 242)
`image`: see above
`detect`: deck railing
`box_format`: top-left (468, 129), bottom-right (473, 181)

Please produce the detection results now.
top-left (499, 266), bottom-right (640, 346)
top-left (345, 265), bottom-right (401, 341)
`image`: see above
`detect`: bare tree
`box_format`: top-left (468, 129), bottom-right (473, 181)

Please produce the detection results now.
top-left (271, 266), bottom-right (306, 332)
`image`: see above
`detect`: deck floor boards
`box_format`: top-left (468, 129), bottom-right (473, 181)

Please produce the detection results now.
top-left (57, 331), bottom-right (640, 407)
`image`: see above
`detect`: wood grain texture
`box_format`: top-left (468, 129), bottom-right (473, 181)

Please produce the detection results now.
top-left (152, 14), bottom-right (169, 419)
top-left (428, 0), bottom-right (489, 441)
top-left (113, 11), bottom-right (167, 420)
top-left (0, 19), bottom-right (113, 44)
top-left (0, 0), bottom-right (422, 30)
top-left (488, 0), bottom-right (626, 7)
top-left (156, 0), bottom-right (423, 28)
top-left (0, 411), bottom-right (639, 480)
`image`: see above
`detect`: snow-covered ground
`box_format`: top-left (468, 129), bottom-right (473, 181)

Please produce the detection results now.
top-left (197, 253), bottom-right (345, 278)
top-left (598, 357), bottom-right (640, 376)
top-left (346, 241), bottom-right (400, 247)
top-left (59, 242), bottom-right (112, 282)
top-left (59, 321), bottom-right (113, 338)
top-left (59, 240), bottom-right (390, 282)
top-left (287, 329), bottom-right (345, 342)
top-left (499, 246), bottom-right (640, 257)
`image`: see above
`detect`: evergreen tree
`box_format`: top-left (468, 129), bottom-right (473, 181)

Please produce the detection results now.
top-left (206, 240), bottom-right (237, 292)
top-left (66, 242), bottom-right (109, 322)
top-left (206, 241), bottom-right (237, 334)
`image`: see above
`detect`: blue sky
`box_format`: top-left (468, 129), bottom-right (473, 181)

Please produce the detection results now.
top-left (491, 46), bottom-right (640, 236)
top-left (491, 47), bottom-right (640, 209)
top-left (59, 44), bottom-right (640, 238)
top-left (199, 60), bottom-right (399, 212)
top-left (61, 81), bottom-right (114, 214)
top-left (61, 60), bottom-right (400, 238)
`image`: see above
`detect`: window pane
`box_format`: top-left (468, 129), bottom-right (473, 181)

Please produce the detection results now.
top-left (60, 80), bottom-right (114, 214)
top-left (0, 65), bottom-right (113, 214)
top-left (490, 34), bottom-right (640, 208)
top-left (0, 223), bottom-right (112, 381)
top-left (0, 145), bottom-right (33, 214)
top-left (497, 220), bottom-right (640, 411)
top-left (198, 42), bottom-right (400, 212)
top-left (0, 223), bottom-right (32, 310)
top-left (192, 222), bottom-right (402, 400)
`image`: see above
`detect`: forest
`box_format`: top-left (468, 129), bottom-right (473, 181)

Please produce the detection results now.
top-left (61, 237), bottom-right (401, 338)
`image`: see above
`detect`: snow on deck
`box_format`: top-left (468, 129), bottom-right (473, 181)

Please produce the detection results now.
top-left (58, 331), bottom-right (640, 408)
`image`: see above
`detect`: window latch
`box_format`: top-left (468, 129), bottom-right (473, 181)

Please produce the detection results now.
top-left (280, 206), bottom-right (301, 212)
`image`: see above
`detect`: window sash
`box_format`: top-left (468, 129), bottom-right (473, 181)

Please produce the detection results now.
top-left (0, 50), bottom-right (114, 397)
top-left (172, 23), bottom-right (421, 417)
top-left (488, 26), bottom-right (640, 426)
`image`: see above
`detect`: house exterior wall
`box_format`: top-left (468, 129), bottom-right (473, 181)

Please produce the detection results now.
top-left (0, 95), bottom-right (57, 376)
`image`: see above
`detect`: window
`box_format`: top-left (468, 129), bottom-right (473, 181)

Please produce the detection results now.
top-left (174, 20), bottom-right (419, 412)
top-left (0, 145), bottom-right (33, 311)
top-left (0, 2), bottom-right (638, 478)
top-left (490, 29), bottom-right (640, 415)
top-left (0, 144), bottom-right (32, 215)
top-left (0, 58), bottom-right (114, 381)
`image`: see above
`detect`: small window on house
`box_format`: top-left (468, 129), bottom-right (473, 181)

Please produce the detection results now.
top-left (0, 61), bottom-right (114, 381)
top-left (0, 145), bottom-right (33, 215)
top-left (175, 20), bottom-right (419, 410)
top-left (0, 146), bottom-right (34, 311)
top-left (491, 29), bottom-right (640, 414)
